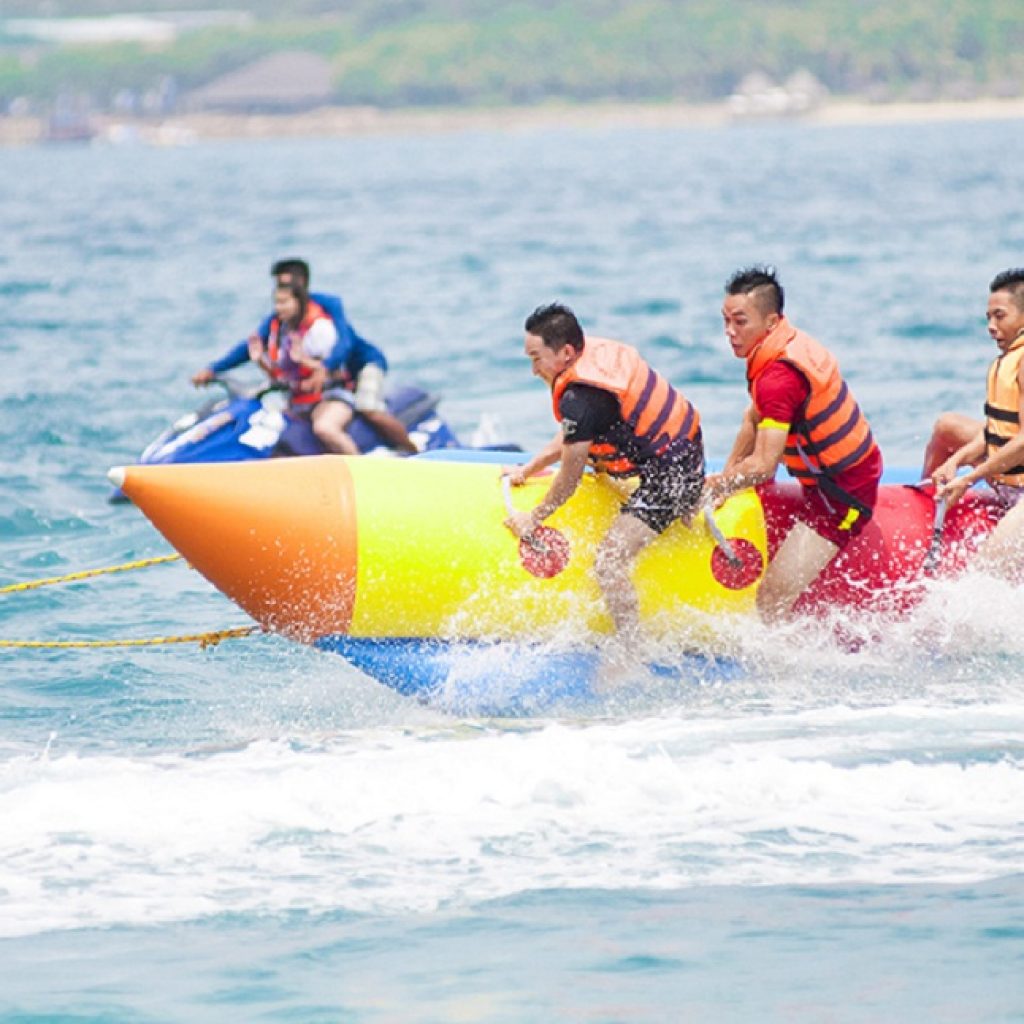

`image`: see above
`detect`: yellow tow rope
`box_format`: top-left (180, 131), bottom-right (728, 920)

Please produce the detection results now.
top-left (0, 553), bottom-right (182, 594)
top-left (0, 627), bottom-right (257, 650)
top-left (1, 554), bottom-right (258, 650)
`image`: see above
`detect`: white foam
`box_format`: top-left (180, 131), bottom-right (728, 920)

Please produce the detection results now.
top-left (2, 699), bottom-right (1023, 937)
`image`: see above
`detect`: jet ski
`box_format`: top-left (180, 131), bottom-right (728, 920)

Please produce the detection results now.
top-left (109, 376), bottom-right (511, 502)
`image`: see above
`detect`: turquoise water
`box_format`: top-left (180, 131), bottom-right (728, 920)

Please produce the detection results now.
top-left (2, 118), bottom-right (1024, 1021)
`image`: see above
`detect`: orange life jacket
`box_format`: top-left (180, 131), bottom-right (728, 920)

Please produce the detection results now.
top-left (550, 335), bottom-right (700, 476)
top-left (747, 318), bottom-right (878, 493)
top-left (984, 329), bottom-right (1024, 487)
top-left (266, 299), bottom-right (330, 407)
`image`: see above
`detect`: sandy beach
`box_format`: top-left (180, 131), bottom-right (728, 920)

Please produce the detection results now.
top-left (3, 95), bottom-right (1023, 146)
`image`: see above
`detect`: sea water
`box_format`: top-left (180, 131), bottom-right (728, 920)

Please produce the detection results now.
top-left (1, 117), bottom-right (1023, 1021)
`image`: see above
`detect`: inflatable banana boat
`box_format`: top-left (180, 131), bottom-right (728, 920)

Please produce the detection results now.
top-left (110, 454), bottom-right (1002, 712)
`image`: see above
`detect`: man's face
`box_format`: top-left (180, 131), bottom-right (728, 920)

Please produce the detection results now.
top-left (987, 289), bottom-right (1024, 352)
top-left (524, 332), bottom-right (575, 384)
top-left (722, 292), bottom-right (778, 359)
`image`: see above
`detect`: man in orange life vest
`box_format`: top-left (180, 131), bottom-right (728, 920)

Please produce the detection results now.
top-left (925, 268), bottom-right (1024, 580)
top-left (505, 303), bottom-right (704, 639)
top-left (703, 266), bottom-right (883, 622)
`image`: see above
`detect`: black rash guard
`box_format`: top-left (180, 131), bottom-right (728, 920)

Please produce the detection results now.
top-left (558, 383), bottom-right (620, 443)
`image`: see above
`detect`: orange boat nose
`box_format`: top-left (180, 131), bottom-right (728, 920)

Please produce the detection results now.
top-left (110, 456), bottom-right (358, 640)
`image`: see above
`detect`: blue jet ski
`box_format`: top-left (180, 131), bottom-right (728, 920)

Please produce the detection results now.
top-left (110, 377), bottom-right (507, 502)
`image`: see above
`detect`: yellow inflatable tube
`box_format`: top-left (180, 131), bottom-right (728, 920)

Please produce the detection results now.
top-left (113, 455), bottom-right (767, 642)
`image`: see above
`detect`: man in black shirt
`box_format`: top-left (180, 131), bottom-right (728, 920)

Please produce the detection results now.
top-left (505, 303), bottom-right (704, 642)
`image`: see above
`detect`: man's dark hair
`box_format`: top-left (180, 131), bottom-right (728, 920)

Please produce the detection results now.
top-left (990, 268), bottom-right (1024, 311)
top-left (725, 265), bottom-right (785, 316)
top-left (524, 302), bottom-right (585, 352)
top-left (271, 258), bottom-right (311, 288)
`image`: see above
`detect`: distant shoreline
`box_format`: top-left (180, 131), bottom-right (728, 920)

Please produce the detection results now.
top-left (3, 95), bottom-right (1024, 146)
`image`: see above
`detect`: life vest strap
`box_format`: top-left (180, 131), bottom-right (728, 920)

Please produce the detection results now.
top-left (983, 431), bottom-right (1024, 474)
top-left (984, 402), bottom-right (1019, 425)
top-left (791, 436), bottom-right (873, 519)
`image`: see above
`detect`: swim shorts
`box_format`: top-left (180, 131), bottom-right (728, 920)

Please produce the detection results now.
top-left (990, 481), bottom-right (1024, 509)
top-left (353, 365), bottom-right (387, 414)
top-left (320, 387), bottom-right (355, 407)
top-left (320, 365), bottom-right (387, 413)
top-left (621, 433), bottom-right (706, 535)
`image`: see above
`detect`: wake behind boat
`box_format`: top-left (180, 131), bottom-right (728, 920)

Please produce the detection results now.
top-left (109, 454), bottom-right (1002, 712)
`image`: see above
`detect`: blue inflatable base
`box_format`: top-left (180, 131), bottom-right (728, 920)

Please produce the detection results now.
top-left (315, 635), bottom-right (742, 715)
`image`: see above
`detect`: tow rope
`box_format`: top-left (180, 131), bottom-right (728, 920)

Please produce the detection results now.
top-left (1, 553), bottom-right (257, 651)
top-left (0, 553), bottom-right (182, 594)
top-left (0, 627), bottom-right (257, 650)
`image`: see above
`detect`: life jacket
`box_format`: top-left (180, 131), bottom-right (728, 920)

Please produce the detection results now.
top-left (266, 299), bottom-right (330, 407)
top-left (550, 336), bottom-right (700, 477)
top-left (984, 329), bottom-right (1024, 487)
top-left (747, 318), bottom-right (878, 509)
top-left (310, 290), bottom-right (388, 376)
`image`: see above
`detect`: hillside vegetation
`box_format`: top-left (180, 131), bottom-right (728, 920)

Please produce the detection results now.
top-left (2, 0), bottom-right (1022, 108)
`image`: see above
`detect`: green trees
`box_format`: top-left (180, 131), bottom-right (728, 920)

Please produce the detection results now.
top-left (1, 0), bottom-right (1021, 110)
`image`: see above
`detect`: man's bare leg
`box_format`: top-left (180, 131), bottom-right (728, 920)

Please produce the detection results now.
top-left (921, 413), bottom-right (981, 479)
top-left (361, 409), bottom-right (418, 453)
top-left (974, 499), bottom-right (1024, 583)
top-left (756, 521), bottom-right (839, 623)
top-left (594, 513), bottom-right (658, 641)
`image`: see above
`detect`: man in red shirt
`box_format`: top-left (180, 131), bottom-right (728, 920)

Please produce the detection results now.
top-left (704, 266), bottom-right (883, 621)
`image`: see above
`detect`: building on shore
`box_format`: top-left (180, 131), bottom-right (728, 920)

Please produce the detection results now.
top-left (184, 52), bottom-right (335, 114)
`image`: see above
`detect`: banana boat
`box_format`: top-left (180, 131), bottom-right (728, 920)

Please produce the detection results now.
top-left (110, 454), bottom-right (1001, 712)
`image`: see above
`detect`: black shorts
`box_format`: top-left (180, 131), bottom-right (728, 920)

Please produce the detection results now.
top-left (621, 433), bottom-right (706, 534)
